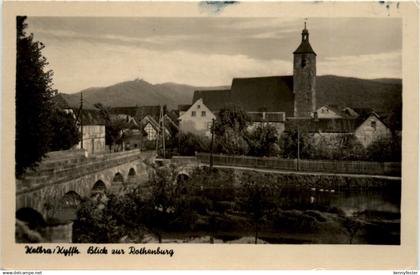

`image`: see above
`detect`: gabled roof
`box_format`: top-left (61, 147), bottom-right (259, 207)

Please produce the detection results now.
top-left (230, 76), bottom-right (294, 116)
top-left (192, 89), bottom-right (231, 111)
top-left (178, 104), bottom-right (192, 112)
top-left (317, 104), bottom-right (356, 119)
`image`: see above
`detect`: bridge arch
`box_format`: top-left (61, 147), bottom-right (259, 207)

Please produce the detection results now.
top-left (176, 172), bottom-right (190, 184)
top-left (127, 168), bottom-right (136, 184)
top-left (92, 180), bottom-right (107, 194)
top-left (113, 172), bottom-right (124, 184)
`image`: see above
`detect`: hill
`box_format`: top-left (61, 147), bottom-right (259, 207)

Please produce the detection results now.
top-left (316, 75), bottom-right (402, 112)
top-left (60, 75), bottom-right (401, 113)
top-left (61, 79), bottom-right (229, 109)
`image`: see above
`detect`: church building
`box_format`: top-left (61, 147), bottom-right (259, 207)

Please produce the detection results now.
top-left (179, 23), bottom-right (317, 136)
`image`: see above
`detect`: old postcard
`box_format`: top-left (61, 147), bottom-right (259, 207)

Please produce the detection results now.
top-left (1, 1), bottom-right (418, 270)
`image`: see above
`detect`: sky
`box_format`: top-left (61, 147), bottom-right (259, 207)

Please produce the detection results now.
top-left (26, 17), bottom-right (402, 94)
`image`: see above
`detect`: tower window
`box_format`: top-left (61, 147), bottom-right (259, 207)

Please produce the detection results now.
top-left (301, 58), bottom-right (307, 68)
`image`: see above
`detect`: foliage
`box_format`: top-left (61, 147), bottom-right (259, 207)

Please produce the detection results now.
top-left (214, 105), bottom-right (250, 135)
top-left (211, 106), bottom-right (250, 155)
top-left (246, 125), bottom-right (280, 157)
top-left (366, 136), bottom-right (401, 162)
top-left (177, 132), bottom-right (210, 156)
top-left (278, 130), bottom-right (311, 159)
top-left (48, 110), bottom-right (80, 151)
top-left (215, 128), bottom-right (249, 155)
top-left (15, 16), bottom-right (57, 176)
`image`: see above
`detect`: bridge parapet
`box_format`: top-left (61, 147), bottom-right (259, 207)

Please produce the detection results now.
top-left (17, 149), bottom-right (147, 195)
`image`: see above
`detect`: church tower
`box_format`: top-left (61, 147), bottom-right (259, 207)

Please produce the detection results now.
top-left (293, 22), bottom-right (316, 117)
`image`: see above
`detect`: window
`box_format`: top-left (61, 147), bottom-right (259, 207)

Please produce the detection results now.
top-left (371, 120), bottom-right (377, 130)
top-left (197, 105), bottom-right (200, 109)
top-left (301, 57), bottom-right (307, 68)
top-left (191, 111), bottom-right (196, 117)
top-left (201, 111), bottom-right (206, 117)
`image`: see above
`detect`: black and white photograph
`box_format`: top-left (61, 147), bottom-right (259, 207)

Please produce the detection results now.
top-left (14, 12), bottom-right (405, 245)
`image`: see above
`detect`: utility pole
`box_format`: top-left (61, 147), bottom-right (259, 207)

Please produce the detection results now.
top-left (210, 118), bottom-right (215, 169)
top-left (161, 105), bottom-right (166, 159)
top-left (80, 92), bottom-right (84, 149)
top-left (296, 124), bottom-right (300, 171)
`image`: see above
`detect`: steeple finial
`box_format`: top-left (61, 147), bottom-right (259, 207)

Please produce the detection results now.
top-left (302, 19), bottom-right (309, 41)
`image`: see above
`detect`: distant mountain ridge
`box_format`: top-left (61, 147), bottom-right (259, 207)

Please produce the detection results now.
top-left (60, 75), bottom-right (401, 113)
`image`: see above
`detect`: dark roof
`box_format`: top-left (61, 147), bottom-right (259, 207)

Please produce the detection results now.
top-left (111, 107), bottom-right (138, 117)
top-left (74, 109), bottom-right (105, 125)
top-left (53, 94), bottom-right (71, 109)
top-left (192, 89), bottom-right (231, 111)
top-left (349, 107), bottom-right (375, 119)
top-left (178, 104), bottom-right (192, 112)
top-left (111, 105), bottom-right (169, 123)
top-left (293, 39), bottom-right (316, 55)
top-left (136, 105), bottom-right (167, 121)
top-left (285, 118), bottom-right (361, 133)
top-left (293, 29), bottom-right (316, 55)
top-left (230, 76), bottom-right (294, 116)
top-left (248, 112), bottom-right (285, 123)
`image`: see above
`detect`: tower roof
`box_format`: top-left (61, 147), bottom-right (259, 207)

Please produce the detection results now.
top-left (293, 23), bottom-right (316, 55)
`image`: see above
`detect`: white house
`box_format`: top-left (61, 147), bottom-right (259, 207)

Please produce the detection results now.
top-left (354, 113), bottom-right (392, 147)
top-left (179, 98), bottom-right (216, 137)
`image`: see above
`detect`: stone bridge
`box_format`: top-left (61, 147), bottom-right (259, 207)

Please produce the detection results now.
top-left (16, 149), bottom-right (156, 226)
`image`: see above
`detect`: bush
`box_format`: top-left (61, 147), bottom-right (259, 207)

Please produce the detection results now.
top-left (366, 136), bottom-right (401, 162)
top-left (177, 132), bottom-right (210, 156)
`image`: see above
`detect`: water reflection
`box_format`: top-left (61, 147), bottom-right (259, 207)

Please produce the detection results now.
top-left (274, 185), bottom-right (400, 216)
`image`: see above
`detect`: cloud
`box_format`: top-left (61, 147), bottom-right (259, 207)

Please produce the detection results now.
top-left (41, 40), bottom-right (292, 93)
top-left (318, 51), bottom-right (401, 79)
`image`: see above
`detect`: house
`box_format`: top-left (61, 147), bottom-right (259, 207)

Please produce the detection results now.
top-left (76, 109), bottom-right (106, 155)
top-left (178, 98), bottom-right (216, 137)
top-left (111, 105), bottom-right (173, 142)
top-left (354, 112), bottom-right (392, 147)
top-left (109, 113), bottom-right (145, 150)
top-left (53, 94), bottom-right (106, 155)
top-left (285, 111), bottom-right (393, 148)
top-left (141, 115), bottom-right (171, 141)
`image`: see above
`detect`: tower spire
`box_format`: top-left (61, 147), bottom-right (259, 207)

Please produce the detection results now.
top-left (302, 19), bottom-right (309, 41)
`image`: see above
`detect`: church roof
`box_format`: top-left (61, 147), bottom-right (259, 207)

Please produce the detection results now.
top-left (230, 76), bottom-right (295, 117)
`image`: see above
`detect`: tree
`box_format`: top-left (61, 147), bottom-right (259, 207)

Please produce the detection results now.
top-left (16, 16), bottom-right (57, 176)
top-left (246, 125), bottom-right (280, 157)
top-left (213, 105), bottom-right (250, 155)
top-left (214, 105), bottom-right (250, 136)
top-left (49, 109), bottom-right (80, 151)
